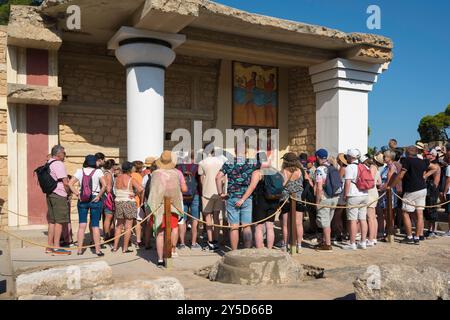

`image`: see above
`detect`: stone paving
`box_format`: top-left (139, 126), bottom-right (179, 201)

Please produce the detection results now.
top-left (1, 228), bottom-right (449, 300)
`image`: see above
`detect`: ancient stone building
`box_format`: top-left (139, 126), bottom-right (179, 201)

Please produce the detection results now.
top-left (0, 0), bottom-right (393, 227)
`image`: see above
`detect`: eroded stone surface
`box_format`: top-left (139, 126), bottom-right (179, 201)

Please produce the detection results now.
top-left (7, 83), bottom-right (62, 106)
top-left (205, 249), bottom-right (305, 286)
top-left (353, 264), bottom-right (450, 300)
top-left (8, 5), bottom-right (61, 50)
top-left (16, 261), bottom-right (112, 297)
top-left (92, 277), bottom-right (185, 300)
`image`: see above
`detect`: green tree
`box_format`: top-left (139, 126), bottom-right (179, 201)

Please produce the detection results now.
top-left (418, 104), bottom-right (450, 143)
top-left (0, 1), bottom-right (42, 25)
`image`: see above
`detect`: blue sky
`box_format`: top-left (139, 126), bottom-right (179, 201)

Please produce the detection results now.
top-left (215, 0), bottom-right (450, 148)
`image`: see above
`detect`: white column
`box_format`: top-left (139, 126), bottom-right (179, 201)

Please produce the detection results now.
top-left (108, 27), bottom-right (186, 161)
top-left (309, 58), bottom-right (387, 156)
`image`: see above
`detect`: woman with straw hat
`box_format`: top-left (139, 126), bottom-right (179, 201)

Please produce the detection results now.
top-left (148, 151), bottom-right (188, 268)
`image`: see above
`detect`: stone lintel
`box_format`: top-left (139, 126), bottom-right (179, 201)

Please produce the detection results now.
top-left (131, 0), bottom-right (199, 33)
top-left (7, 5), bottom-right (62, 51)
top-left (7, 83), bottom-right (62, 106)
top-left (339, 45), bottom-right (394, 64)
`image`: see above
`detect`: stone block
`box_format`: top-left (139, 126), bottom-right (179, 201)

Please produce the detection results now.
top-left (7, 83), bottom-right (62, 106)
top-left (354, 264), bottom-right (449, 300)
top-left (16, 261), bottom-right (112, 297)
top-left (209, 249), bottom-right (304, 286)
top-left (92, 277), bottom-right (185, 300)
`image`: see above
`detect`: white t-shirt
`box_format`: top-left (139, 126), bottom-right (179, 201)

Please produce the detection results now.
top-left (345, 162), bottom-right (368, 197)
top-left (446, 166), bottom-right (450, 194)
top-left (74, 168), bottom-right (104, 195)
top-left (198, 156), bottom-right (224, 198)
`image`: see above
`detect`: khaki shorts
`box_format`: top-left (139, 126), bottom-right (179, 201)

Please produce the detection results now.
top-left (47, 193), bottom-right (69, 224)
top-left (202, 195), bottom-right (224, 213)
top-left (346, 196), bottom-right (369, 221)
top-left (316, 196), bottom-right (339, 228)
top-left (402, 188), bottom-right (427, 213)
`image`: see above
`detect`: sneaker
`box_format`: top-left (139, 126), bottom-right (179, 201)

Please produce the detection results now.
top-left (296, 244), bottom-right (302, 252)
top-left (400, 237), bottom-right (414, 245)
top-left (357, 242), bottom-right (367, 250)
top-left (315, 244), bottom-right (333, 252)
top-left (191, 243), bottom-right (202, 250)
top-left (342, 243), bottom-right (357, 250)
top-left (177, 244), bottom-right (187, 250)
top-left (157, 260), bottom-right (165, 268)
top-left (45, 248), bottom-right (53, 254)
top-left (274, 240), bottom-right (285, 249)
top-left (171, 250), bottom-right (178, 257)
top-left (418, 236), bottom-right (425, 241)
top-left (52, 249), bottom-right (71, 256)
top-left (444, 231), bottom-right (450, 237)
top-left (426, 232), bottom-right (438, 239)
top-left (414, 238), bottom-right (420, 245)
top-left (281, 245), bottom-right (288, 252)
top-left (366, 240), bottom-right (375, 247)
top-left (373, 239), bottom-right (378, 245)
top-left (207, 241), bottom-right (219, 251)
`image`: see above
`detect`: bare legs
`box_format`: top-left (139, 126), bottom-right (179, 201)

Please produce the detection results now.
top-left (281, 212), bottom-right (303, 248)
top-left (191, 220), bottom-right (199, 246)
top-left (113, 219), bottom-right (133, 252)
top-left (178, 223), bottom-right (186, 246)
top-left (205, 211), bottom-right (220, 243)
top-left (254, 222), bottom-right (275, 249)
top-left (103, 214), bottom-right (114, 240)
top-left (77, 222), bottom-right (101, 254)
top-left (367, 207), bottom-right (378, 242)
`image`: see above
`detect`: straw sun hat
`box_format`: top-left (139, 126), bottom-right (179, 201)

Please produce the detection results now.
top-left (144, 156), bottom-right (157, 167)
top-left (155, 150), bottom-right (177, 169)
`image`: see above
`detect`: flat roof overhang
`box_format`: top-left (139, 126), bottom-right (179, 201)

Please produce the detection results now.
top-left (35, 0), bottom-right (393, 67)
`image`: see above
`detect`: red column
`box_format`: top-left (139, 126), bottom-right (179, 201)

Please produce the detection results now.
top-left (26, 48), bottom-right (50, 225)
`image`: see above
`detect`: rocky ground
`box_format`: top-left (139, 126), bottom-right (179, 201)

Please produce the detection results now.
top-left (2, 228), bottom-right (449, 300)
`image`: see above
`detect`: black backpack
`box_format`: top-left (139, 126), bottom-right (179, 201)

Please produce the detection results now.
top-left (144, 173), bottom-right (152, 202)
top-left (34, 160), bottom-right (60, 195)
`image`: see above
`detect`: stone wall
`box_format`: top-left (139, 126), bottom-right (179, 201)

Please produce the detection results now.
top-left (58, 42), bottom-right (219, 169)
top-left (288, 67), bottom-right (316, 155)
top-left (0, 26), bottom-right (8, 226)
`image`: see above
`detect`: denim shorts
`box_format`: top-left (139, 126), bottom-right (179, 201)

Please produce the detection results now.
top-left (183, 194), bottom-right (200, 220)
top-left (78, 196), bottom-right (103, 227)
top-left (226, 197), bottom-right (252, 225)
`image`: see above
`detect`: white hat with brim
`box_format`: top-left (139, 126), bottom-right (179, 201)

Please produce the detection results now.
top-left (415, 142), bottom-right (425, 150)
top-left (347, 148), bottom-right (361, 159)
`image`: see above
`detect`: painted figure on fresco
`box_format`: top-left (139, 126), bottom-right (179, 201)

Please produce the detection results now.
top-left (233, 62), bottom-right (277, 128)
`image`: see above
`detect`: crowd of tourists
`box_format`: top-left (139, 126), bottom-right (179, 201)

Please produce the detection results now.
top-left (40, 139), bottom-right (450, 267)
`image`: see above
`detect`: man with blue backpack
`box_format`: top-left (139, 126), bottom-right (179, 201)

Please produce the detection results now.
top-left (314, 149), bottom-right (343, 252)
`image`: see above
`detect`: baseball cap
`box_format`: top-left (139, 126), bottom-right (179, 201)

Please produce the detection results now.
top-left (84, 154), bottom-right (97, 168)
top-left (360, 155), bottom-right (369, 163)
top-left (315, 149), bottom-right (328, 160)
top-left (347, 148), bottom-right (361, 159)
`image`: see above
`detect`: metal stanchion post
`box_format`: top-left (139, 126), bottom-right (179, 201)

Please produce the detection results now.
top-left (386, 188), bottom-right (394, 243)
top-left (163, 197), bottom-right (172, 268)
top-left (290, 196), bottom-right (297, 255)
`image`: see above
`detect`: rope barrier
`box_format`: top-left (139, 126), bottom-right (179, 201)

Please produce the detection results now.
top-left (0, 208), bottom-right (79, 222)
top-left (172, 198), bottom-right (290, 230)
top-left (0, 204), bottom-right (162, 251)
top-left (290, 192), bottom-right (386, 209)
top-left (393, 192), bottom-right (450, 209)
